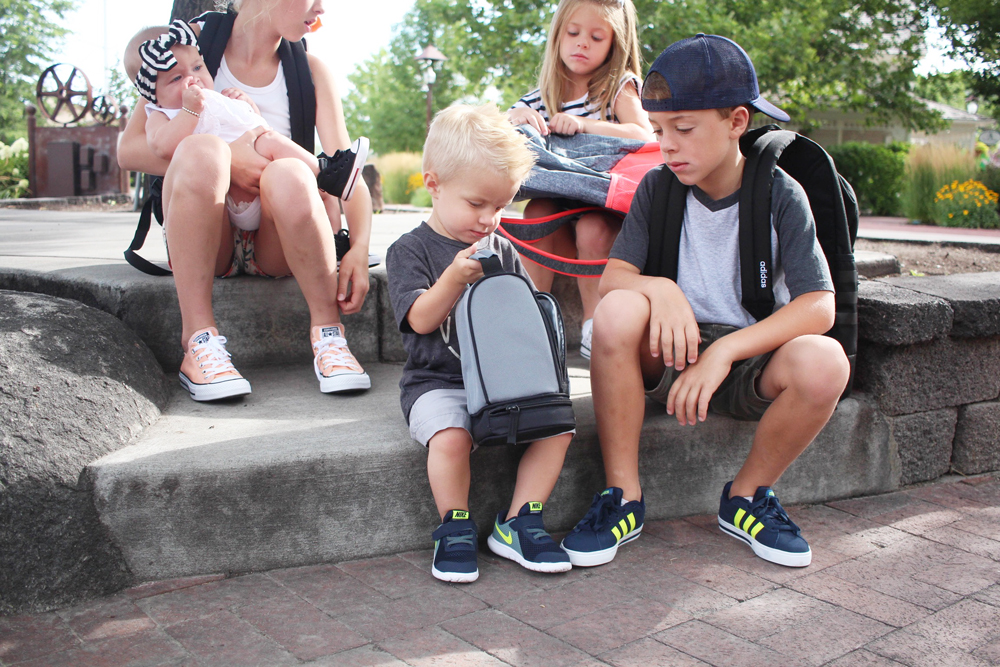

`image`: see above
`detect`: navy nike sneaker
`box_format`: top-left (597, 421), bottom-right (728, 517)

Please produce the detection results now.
top-left (431, 510), bottom-right (479, 583)
top-left (487, 502), bottom-right (571, 573)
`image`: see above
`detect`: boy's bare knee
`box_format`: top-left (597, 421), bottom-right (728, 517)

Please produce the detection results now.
top-left (428, 428), bottom-right (474, 457)
top-left (595, 290), bottom-right (649, 331)
top-left (779, 335), bottom-right (850, 403)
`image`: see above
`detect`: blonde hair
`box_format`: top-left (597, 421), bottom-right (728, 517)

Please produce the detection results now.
top-left (423, 104), bottom-right (536, 186)
top-left (538, 0), bottom-right (642, 122)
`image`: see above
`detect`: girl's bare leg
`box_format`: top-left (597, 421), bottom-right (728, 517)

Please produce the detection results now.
top-left (160, 134), bottom-right (234, 345)
top-left (254, 158), bottom-right (341, 326)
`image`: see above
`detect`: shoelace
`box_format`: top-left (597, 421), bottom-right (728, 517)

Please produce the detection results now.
top-left (750, 494), bottom-right (801, 535)
top-left (313, 336), bottom-right (360, 373)
top-left (191, 334), bottom-right (238, 380)
top-left (524, 525), bottom-right (553, 542)
top-left (574, 493), bottom-right (619, 532)
top-left (443, 531), bottom-right (476, 550)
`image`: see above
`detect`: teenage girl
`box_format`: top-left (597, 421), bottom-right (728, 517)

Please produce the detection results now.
top-left (508, 0), bottom-right (653, 359)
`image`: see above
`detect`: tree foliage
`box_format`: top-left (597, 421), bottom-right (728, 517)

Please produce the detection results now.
top-left (927, 0), bottom-right (1000, 121)
top-left (0, 0), bottom-right (76, 142)
top-left (343, 0), bottom-right (551, 153)
top-left (344, 0), bottom-right (953, 152)
top-left (633, 0), bottom-right (943, 131)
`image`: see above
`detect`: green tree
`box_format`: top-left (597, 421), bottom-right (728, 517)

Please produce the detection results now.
top-left (928, 0), bottom-right (1000, 121)
top-left (634, 0), bottom-right (944, 132)
top-left (0, 0), bottom-right (76, 142)
top-left (914, 70), bottom-right (972, 109)
top-left (345, 0), bottom-right (950, 147)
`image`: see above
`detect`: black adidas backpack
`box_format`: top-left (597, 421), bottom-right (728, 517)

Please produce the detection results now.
top-left (645, 125), bottom-right (859, 397)
top-left (455, 247), bottom-right (576, 447)
top-left (124, 10), bottom-right (316, 275)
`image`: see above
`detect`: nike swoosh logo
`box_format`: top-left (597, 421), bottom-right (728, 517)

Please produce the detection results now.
top-left (495, 522), bottom-right (513, 545)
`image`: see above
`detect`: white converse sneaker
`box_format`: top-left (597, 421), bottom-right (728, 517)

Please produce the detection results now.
top-left (311, 324), bottom-right (371, 393)
top-left (580, 318), bottom-right (593, 360)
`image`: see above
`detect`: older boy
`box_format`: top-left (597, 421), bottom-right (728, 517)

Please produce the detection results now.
top-left (562, 35), bottom-right (850, 568)
top-left (386, 104), bottom-right (573, 583)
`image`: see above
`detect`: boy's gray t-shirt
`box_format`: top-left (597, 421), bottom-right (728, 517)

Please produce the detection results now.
top-left (386, 222), bottom-right (531, 422)
top-left (611, 165), bottom-right (833, 328)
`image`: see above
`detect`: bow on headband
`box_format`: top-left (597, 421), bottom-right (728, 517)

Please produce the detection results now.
top-left (135, 19), bottom-right (201, 105)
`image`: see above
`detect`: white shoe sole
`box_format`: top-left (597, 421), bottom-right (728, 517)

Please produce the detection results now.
top-left (487, 535), bottom-right (572, 573)
top-left (340, 137), bottom-right (369, 202)
top-left (179, 372), bottom-right (251, 402)
top-left (315, 365), bottom-right (371, 393)
top-left (431, 565), bottom-right (479, 583)
top-left (561, 526), bottom-right (641, 567)
top-left (718, 517), bottom-right (812, 567)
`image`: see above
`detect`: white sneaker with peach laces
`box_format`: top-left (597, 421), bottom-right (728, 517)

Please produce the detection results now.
top-left (311, 324), bottom-right (371, 393)
top-left (178, 327), bottom-right (252, 401)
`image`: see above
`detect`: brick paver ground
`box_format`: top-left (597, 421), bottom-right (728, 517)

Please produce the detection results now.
top-left (2, 475), bottom-right (1000, 666)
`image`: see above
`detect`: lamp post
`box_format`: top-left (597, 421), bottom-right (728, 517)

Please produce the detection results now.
top-left (415, 45), bottom-right (447, 133)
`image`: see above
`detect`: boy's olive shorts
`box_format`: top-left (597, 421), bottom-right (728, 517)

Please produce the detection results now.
top-left (645, 323), bottom-right (773, 422)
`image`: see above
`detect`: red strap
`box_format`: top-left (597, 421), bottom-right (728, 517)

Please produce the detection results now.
top-left (496, 225), bottom-right (606, 277)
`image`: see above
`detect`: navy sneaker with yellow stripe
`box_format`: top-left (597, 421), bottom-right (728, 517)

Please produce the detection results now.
top-left (718, 482), bottom-right (811, 567)
top-left (431, 510), bottom-right (479, 583)
top-left (487, 502), bottom-right (571, 573)
top-left (561, 487), bottom-right (644, 567)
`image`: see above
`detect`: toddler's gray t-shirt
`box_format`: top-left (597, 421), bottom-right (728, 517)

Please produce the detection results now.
top-left (386, 222), bottom-right (530, 421)
top-left (611, 166), bottom-right (833, 328)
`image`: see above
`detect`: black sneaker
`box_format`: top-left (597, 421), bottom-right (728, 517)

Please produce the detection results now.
top-left (333, 228), bottom-right (381, 268)
top-left (317, 137), bottom-right (369, 201)
top-left (717, 481), bottom-right (811, 567)
top-left (561, 487), bottom-right (644, 567)
top-left (487, 502), bottom-right (571, 573)
top-left (431, 510), bottom-right (479, 583)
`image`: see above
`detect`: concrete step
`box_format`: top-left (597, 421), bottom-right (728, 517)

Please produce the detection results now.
top-left (88, 360), bottom-right (892, 582)
top-left (0, 250), bottom-right (899, 375)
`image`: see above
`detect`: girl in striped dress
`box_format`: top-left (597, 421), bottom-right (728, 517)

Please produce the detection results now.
top-left (508, 0), bottom-right (653, 359)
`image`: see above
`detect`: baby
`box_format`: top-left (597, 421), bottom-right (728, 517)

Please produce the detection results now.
top-left (126, 20), bottom-right (367, 231)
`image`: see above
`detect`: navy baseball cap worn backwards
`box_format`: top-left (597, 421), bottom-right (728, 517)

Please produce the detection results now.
top-left (642, 33), bottom-right (789, 122)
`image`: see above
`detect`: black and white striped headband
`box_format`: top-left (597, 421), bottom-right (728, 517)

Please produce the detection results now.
top-left (135, 20), bottom-right (201, 105)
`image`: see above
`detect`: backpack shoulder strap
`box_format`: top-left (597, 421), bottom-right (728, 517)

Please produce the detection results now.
top-left (196, 11), bottom-right (233, 79)
top-left (278, 39), bottom-right (316, 152)
top-left (123, 176), bottom-right (171, 276)
top-left (737, 125), bottom-right (795, 322)
top-left (645, 165), bottom-right (688, 280)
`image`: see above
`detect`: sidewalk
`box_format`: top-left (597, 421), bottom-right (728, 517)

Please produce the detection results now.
top-left (858, 216), bottom-right (1000, 246)
top-left (2, 474), bottom-right (999, 666)
top-left (0, 208), bottom-right (996, 275)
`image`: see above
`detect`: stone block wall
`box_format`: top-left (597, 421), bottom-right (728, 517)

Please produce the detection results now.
top-left (856, 272), bottom-right (1000, 483)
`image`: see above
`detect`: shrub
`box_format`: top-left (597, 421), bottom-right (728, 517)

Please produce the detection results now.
top-left (932, 180), bottom-right (1000, 228)
top-left (903, 144), bottom-right (977, 223)
top-left (409, 187), bottom-right (432, 208)
top-left (827, 142), bottom-right (907, 215)
top-left (0, 138), bottom-right (30, 199)
top-left (978, 164), bottom-right (1000, 204)
top-left (372, 152), bottom-right (423, 204)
